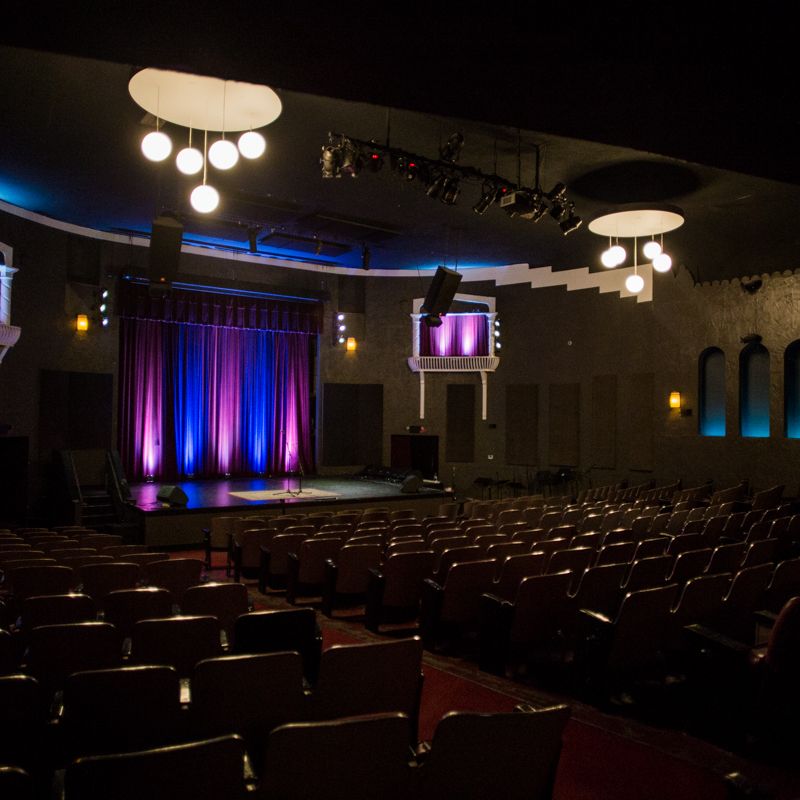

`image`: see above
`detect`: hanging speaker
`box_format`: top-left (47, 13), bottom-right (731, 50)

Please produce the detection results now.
top-left (148, 215), bottom-right (184, 287)
top-left (421, 266), bottom-right (462, 318)
top-left (156, 485), bottom-right (189, 506)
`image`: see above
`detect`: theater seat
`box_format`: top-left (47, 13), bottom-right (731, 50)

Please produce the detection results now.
top-left (415, 705), bottom-right (571, 800)
top-left (260, 713), bottom-right (413, 800)
top-left (63, 734), bottom-right (249, 800)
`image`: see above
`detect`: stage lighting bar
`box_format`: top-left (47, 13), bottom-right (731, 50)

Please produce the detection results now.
top-left (319, 132), bottom-right (579, 235)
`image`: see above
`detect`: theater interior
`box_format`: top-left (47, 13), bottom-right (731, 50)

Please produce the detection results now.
top-left (1, 9), bottom-right (800, 800)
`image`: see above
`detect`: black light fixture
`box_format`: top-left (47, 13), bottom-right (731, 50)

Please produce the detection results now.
top-left (440, 176), bottom-right (460, 205)
top-left (439, 132), bottom-right (465, 163)
top-left (247, 227), bottom-right (259, 252)
top-left (559, 203), bottom-right (582, 235)
top-left (473, 183), bottom-right (499, 215)
top-left (320, 144), bottom-right (341, 178)
top-left (361, 245), bottom-right (371, 270)
top-left (426, 173), bottom-right (448, 200)
top-left (366, 150), bottom-right (384, 172)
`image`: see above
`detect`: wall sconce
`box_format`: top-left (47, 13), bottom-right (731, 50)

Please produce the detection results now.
top-left (76, 314), bottom-right (89, 332)
top-left (669, 391), bottom-right (681, 409)
top-left (346, 337), bottom-right (357, 352)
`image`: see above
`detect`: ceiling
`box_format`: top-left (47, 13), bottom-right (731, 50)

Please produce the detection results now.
top-left (1, 11), bottom-right (798, 283)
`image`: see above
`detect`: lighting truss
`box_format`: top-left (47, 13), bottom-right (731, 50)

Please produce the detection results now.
top-left (319, 132), bottom-right (581, 235)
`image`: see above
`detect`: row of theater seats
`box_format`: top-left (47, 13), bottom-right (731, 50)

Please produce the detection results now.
top-left (0, 594), bottom-right (572, 800)
top-left (2, 702), bottom-right (571, 800)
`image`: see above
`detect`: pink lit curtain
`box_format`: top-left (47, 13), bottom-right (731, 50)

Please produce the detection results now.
top-left (118, 283), bottom-right (319, 482)
top-left (420, 313), bottom-right (489, 356)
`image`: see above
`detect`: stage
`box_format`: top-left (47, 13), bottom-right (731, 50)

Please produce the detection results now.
top-left (126, 475), bottom-right (450, 547)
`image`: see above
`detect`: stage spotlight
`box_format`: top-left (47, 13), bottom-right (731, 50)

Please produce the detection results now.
top-left (559, 204), bottom-right (582, 235)
top-left (366, 151), bottom-right (384, 172)
top-left (426, 173), bottom-right (448, 200)
top-left (441, 177), bottom-right (460, 205)
top-left (546, 182), bottom-right (568, 220)
top-left (439, 132), bottom-right (465, 163)
top-left (321, 144), bottom-right (342, 178)
top-left (339, 139), bottom-right (362, 176)
top-left (499, 189), bottom-right (535, 218)
top-left (473, 184), bottom-right (499, 215)
top-left (528, 192), bottom-right (550, 222)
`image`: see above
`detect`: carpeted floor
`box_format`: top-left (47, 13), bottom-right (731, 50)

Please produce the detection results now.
top-left (188, 551), bottom-right (800, 800)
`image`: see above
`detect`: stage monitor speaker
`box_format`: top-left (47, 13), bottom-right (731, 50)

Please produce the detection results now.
top-left (421, 266), bottom-right (462, 317)
top-left (156, 485), bottom-right (189, 506)
top-left (149, 215), bottom-right (184, 286)
top-left (400, 473), bottom-right (422, 493)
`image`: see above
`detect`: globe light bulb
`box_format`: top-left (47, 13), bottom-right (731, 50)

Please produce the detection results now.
top-left (208, 139), bottom-right (239, 170)
top-left (176, 146), bottom-right (204, 175)
top-left (238, 130), bottom-right (267, 159)
top-left (652, 252), bottom-right (673, 273)
top-left (625, 273), bottom-right (645, 294)
top-left (141, 130), bottom-right (172, 162)
top-left (190, 184), bottom-right (220, 214)
top-left (601, 247), bottom-right (618, 268)
top-left (643, 240), bottom-right (662, 260)
top-left (609, 244), bottom-right (626, 265)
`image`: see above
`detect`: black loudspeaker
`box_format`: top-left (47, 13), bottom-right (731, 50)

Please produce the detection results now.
top-left (156, 485), bottom-right (189, 506)
top-left (400, 473), bottom-right (422, 494)
top-left (421, 266), bottom-right (462, 317)
top-left (148, 215), bottom-right (184, 286)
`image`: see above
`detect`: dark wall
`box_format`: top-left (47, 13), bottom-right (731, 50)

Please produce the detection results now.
top-left (4, 206), bottom-right (800, 514)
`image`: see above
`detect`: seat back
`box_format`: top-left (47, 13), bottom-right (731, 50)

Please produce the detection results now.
top-left (181, 581), bottom-right (249, 641)
top-left (667, 548), bottom-right (712, 583)
top-left (103, 587), bottom-right (174, 640)
top-left (265, 534), bottom-right (308, 577)
top-left (130, 615), bottom-right (221, 677)
top-left (190, 652), bottom-right (307, 772)
top-left (209, 516), bottom-right (240, 549)
top-left (547, 547), bottom-right (594, 588)
top-left (232, 608), bottom-right (321, 682)
top-left (570, 562), bottom-right (629, 619)
top-left (382, 551), bottom-right (437, 607)
top-left (623, 555), bottom-right (672, 592)
top-left (672, 572), bottom-right (732, 628)
top-left (765, 557), bottom-right (800, 613)
top-left (718, 564), bottom-right (773, 639)
top-left (78, 562), bottom-right (141, 606)
top-left (706, 542), bottom-right (746, 574)
top-left (9, 565), bottom-right (74, 602)
top-left (595, 541), bottom-right (636, 566)
top-left (64, 734), bottom-right (247, 800)
top-left (440, 559), bottom-right (497, 622)
top-left (509, 571), bottom-right (573, 644)
top-left (434, 545), bottom-right (484, 583)
top-left (333, 544), bottom-right (382, 594)
top-left (21, 593), bottom-right (96, 632)
top-left (608, 583), bottom-right (680, 671)
top-left (312, 637), bottom-right (423, 732)
top-left (235, 529), bottom-right (278, 570)
top-left (62, 665), bottom-right (183, 759)
top-left (740, 538), bottom-right (777, 569)
top-left (261, 714), bottom-right (413, 800)
top-left (142, 558), bottom-right (204, 602)
top-left (0, 675), bottom-right (48, 776)
top-left (417, 706), bottom-right (571, 800)
top-left (493, 552), bottom-right (547, 601)
top-left (26, 622), bottom-right (122, 697)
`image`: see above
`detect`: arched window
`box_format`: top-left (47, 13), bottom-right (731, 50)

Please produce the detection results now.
top-left (784, 340), bottom-right (800, 438)
top-left (699, 347), bottom-right (726, 436)
top-left (740, 342), bottom-right (770, 437)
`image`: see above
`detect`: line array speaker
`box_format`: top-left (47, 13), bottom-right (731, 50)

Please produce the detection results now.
top-left (421, 266), bottom-right (462, 317)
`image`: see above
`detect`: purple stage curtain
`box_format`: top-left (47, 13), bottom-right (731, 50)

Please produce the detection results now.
top-left (420, 313), bottom-right (489, 357)
top-left (119, 284), bottom-right (319, 482)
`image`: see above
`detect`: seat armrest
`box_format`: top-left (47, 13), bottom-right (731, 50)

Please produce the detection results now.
top-left (258, 546), bottom-right (272, 594)
top-left (285, 552), bottom-right (301, 604)
top-left (683, 623), bottom-right (751, 655)
top-left (321, 559), bottom-right (339, 617)
top-left (477, 592), bottom-right (514, 675)
top-left (365, 567), bottom-right (386, 633)
top-left (580, 608), bottom-right (613, 626)
top-left (232, 542), bottom-right (243, 583)
top-left (420, 579), bottom-right (444, 648)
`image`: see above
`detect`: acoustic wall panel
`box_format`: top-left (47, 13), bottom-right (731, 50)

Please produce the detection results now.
top-left (321, 383), bottom-right (383, 466)
top-left (39, 370), bottom-right (113, 455)
top-left (505, 384), bottom-right (539, 465)
top-left (625, 372), bottom-right (654, 471)
top-left (549, 383), bottom-right (580, 466)
top-left (591, 375), bottom-right (617, 469)
top-left (446, 384), bottom-right (475, 463)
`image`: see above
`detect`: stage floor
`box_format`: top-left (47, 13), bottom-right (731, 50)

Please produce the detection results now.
top-left (127, 476), bottom-right (449, 546)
